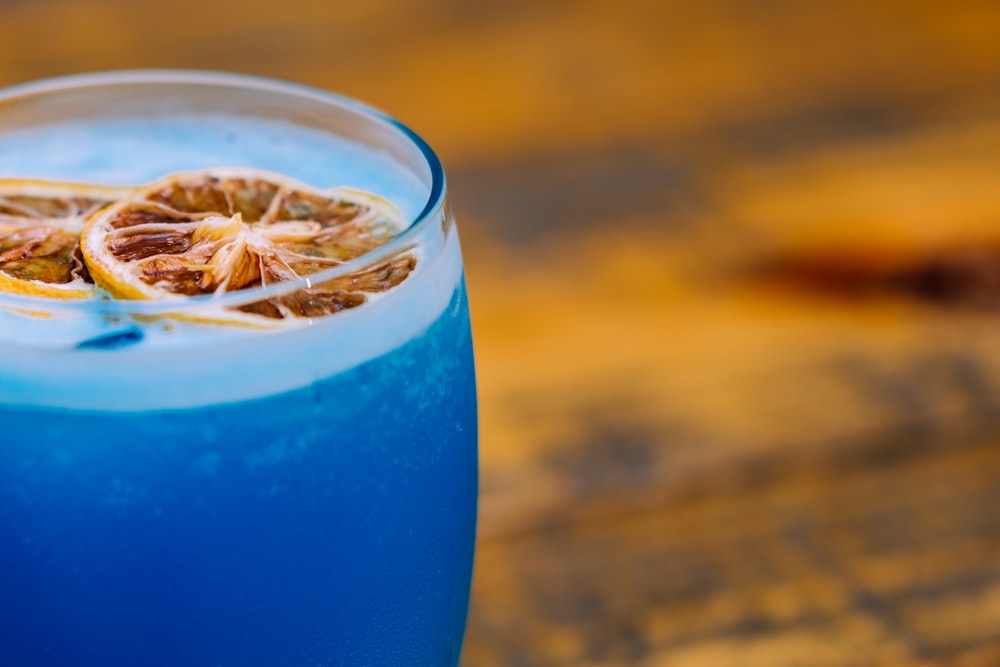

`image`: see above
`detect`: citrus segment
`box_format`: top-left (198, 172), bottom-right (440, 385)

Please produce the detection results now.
top-left (80, 169), bottom-right (416, 324)
top-left (0, 179), bottom-right (129, 298)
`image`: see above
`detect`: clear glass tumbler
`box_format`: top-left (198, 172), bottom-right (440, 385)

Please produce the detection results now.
top-left (0, 71), bottom-right (477, 666)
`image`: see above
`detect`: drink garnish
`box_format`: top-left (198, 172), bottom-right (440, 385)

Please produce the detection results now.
top-left (0, 168), bottom-right (415, 326)
top-left (0, 179), bottom-right (128, 298)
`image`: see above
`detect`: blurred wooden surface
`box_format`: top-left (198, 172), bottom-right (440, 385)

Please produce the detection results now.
top-left (5, 1), bottom-right (1000, 664)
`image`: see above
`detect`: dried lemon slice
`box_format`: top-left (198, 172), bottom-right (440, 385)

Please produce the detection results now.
top-left (0, 179), bottom-right (128, 298)
top-left (80, 168), bottom-right (416, 325)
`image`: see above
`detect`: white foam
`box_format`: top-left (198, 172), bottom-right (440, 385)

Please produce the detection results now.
top-left (0, 230), bottom-right (462, 410)
top-left (0, 114), bottom-right (463, 410)
top-left (0, 115), bottom-right (427, 220)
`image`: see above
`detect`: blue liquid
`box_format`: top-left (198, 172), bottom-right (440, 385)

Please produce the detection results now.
top-left (0, 285), bottom-right (477, 666)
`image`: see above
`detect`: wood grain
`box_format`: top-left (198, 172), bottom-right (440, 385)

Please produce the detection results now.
top-left (2, 0), bottom-right (1000, 664)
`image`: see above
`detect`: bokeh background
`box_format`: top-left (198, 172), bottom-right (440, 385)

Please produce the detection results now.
top-left (5, 1), bottom-right (1000, 664)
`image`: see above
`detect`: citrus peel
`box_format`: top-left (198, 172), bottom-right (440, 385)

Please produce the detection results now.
top-left (0, 179), bottom-right (128, 298)
top-left (80, 168), bottom-right (416, 326)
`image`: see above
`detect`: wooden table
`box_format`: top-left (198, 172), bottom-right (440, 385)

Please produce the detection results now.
top-left (4, 1), bottom-right (1000, 664)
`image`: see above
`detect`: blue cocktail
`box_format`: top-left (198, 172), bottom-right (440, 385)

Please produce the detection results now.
top-left (0, 72), bottom-right (477, 666)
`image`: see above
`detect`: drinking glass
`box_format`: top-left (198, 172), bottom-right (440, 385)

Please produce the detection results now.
top-left (0, 71), bottom-right (477, 666)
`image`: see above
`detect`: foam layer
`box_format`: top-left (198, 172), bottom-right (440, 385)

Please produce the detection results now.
top-left (0, 229), bottom-right (462, 410)
top-left (0, 115), bottom-right (427, 218)
top-left (0, 113), bottom-right (462, 410)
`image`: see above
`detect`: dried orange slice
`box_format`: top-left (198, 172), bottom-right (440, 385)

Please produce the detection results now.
top-left (80, 168), bottom-right (416, 325)
top-left (0, 179), bottom-right (128, 298)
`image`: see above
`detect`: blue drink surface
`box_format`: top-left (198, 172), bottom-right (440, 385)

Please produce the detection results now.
top-left (0, 73), bottom-right (477, 666)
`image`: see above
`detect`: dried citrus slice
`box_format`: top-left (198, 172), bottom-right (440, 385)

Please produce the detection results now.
top-left (80, 168), bottom-right (416, 325)
top-left (0, 179), bottom-right (128, 298)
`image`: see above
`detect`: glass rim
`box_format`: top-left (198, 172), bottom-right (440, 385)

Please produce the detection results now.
top-left (0, 69), bottom-right (447, 316)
